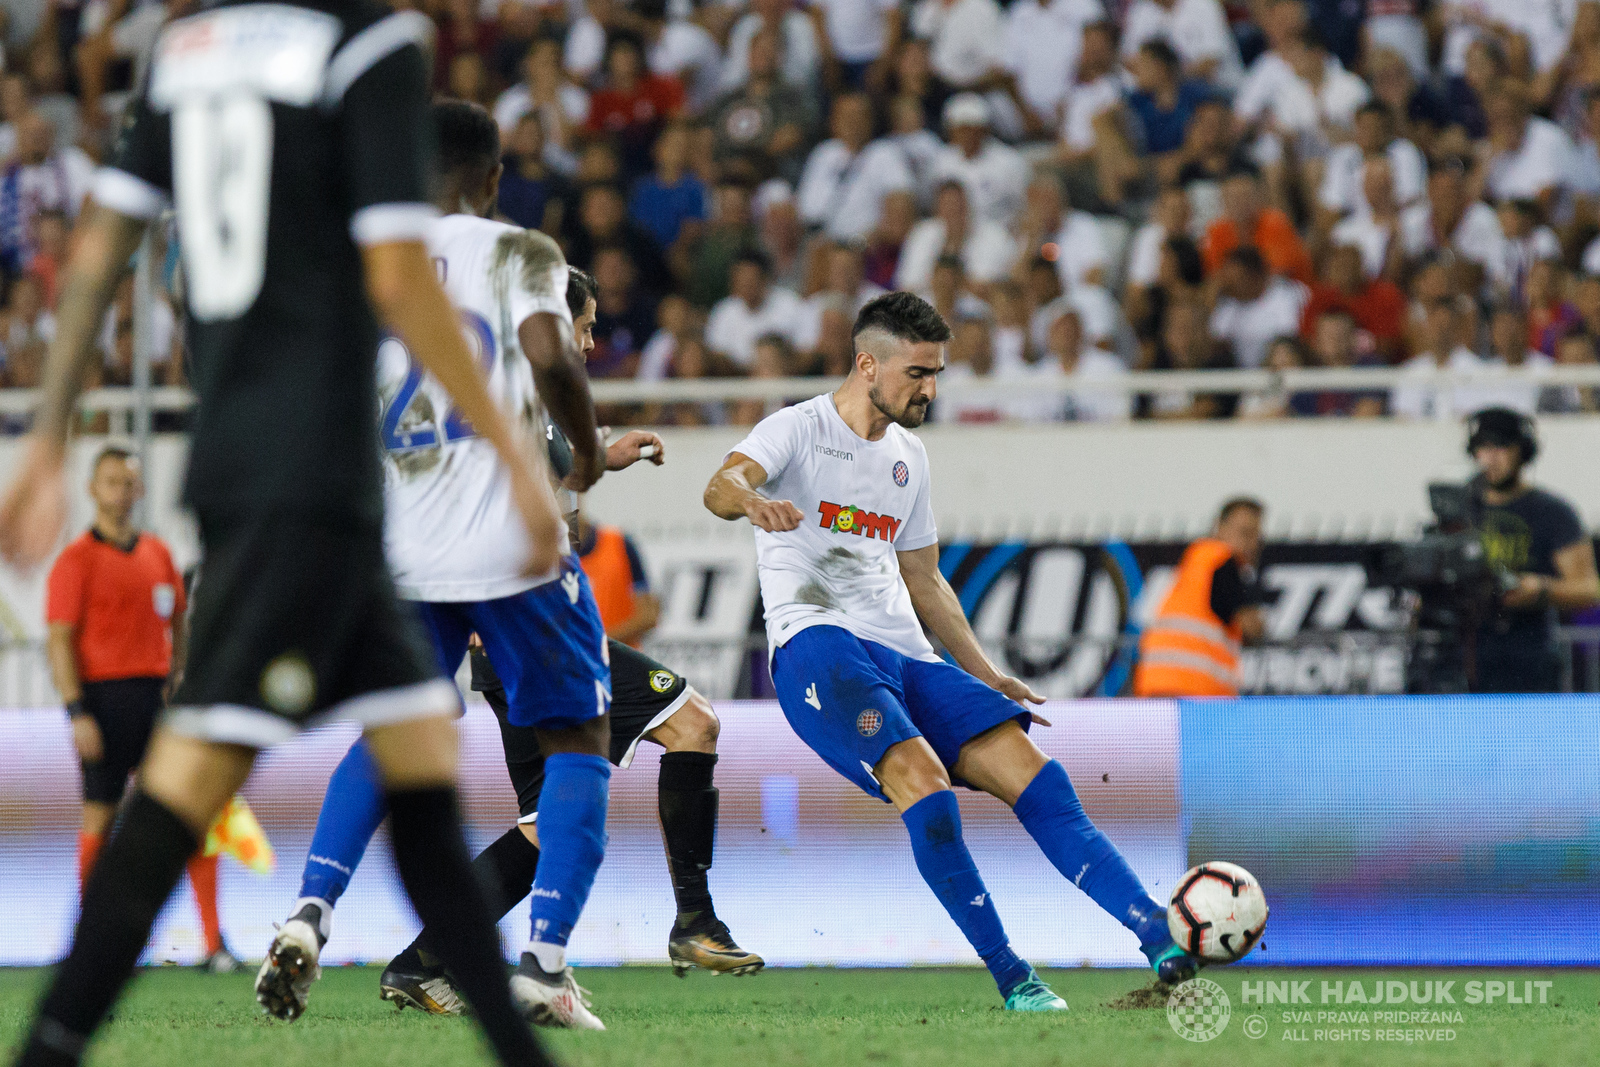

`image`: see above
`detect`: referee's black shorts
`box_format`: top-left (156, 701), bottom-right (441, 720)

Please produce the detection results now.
top-left (164, 511), bottom-right (455, 749)
top-left (78, 676), bottom-right (164, 805)
top-left (471, 641), bottom-right (692, 821)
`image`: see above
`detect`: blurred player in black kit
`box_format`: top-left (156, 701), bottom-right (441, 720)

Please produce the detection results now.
top-left (379, 265), bottom-right (762, 1017)
top-left (0, 4), bottom-right (561, 1065)
top-left (1466, 408), bottom-right (1600, 693)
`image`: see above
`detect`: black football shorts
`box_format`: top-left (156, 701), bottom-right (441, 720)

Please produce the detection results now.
top-left (471, 640), bottom-right (691, 821)
top-left (78, 676), bottom-right (164, 804)
top-left (164, 511), bottom-right (455, 748)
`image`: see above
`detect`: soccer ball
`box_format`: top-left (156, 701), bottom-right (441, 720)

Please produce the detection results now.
top-left (1168, 861), bottom-right (1269, 963)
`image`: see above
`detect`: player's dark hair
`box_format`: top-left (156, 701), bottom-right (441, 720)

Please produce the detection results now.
top-left (566, 266), bottom-right (597, 319)
top-left (851, 291), bottom-right (953, 347)
top-left (93, 445), bottom-right (134, 473)
top-left (1217, 497), bottom-right (1264, 525)
top-left (433, 99), bottom-right (500, 186)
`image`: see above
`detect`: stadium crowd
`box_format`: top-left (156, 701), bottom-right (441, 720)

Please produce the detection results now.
top-left (2, 0), bottom-right (1600, 425)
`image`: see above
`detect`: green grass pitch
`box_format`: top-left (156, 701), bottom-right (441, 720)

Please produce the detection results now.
top-left (3, 966), bottom-right (1598, 1066)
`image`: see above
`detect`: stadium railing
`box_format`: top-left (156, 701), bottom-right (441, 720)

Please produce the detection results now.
top-left (4, 365), bottom-right (1600, 416)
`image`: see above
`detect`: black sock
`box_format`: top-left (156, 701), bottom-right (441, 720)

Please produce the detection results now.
top-left (658, 751), bottom-right (719, 925)
top-left (410, 826), bottom-right (541, 970)
top-left (387, 787), bottom-right (552, 1067)
top-left (21, 791), bottom-right (196, 1067)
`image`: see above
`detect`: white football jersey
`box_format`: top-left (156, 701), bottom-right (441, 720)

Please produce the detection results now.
top-left (379, 214), bottom-right (572, 602)
top-left (730, 394), bottom-right (940, 660)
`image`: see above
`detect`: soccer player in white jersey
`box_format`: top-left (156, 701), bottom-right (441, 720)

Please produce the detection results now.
top-left (704, 292), bottom-right (1202, 1009)
top-left (256, 101), bottom-right (612, 1030)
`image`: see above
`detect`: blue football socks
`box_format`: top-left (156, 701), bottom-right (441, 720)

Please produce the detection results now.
top-left (298, 738), bottom-right (388, 908)
top-left (1012, 759), bottom-right (1170, 947)
top-left (524, 752), bottom-right (611, 971)
top-left (902, 790), bottom-right (1032, 997)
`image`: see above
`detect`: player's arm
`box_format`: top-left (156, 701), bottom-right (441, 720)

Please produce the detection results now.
top-left (0, 206), bottom-right (147, 564)
top-left (519, 312), bottom-right (605, 490)
top-left (703, 453), bottom-right (804, 531)
top-left (606, 430), bottom-right (664, 471)
top-left (1505, 537), bottom-right (1600, 611)
top-left (898, 543), bottom-right (1046, 710)
top-left (47, 621), bottom-right (102, 762)
top-left (364, 241), bottom-right (563, 575)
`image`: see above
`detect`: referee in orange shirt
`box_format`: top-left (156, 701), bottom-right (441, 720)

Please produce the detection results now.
top-left (45, 446), bottom-right (235, 972)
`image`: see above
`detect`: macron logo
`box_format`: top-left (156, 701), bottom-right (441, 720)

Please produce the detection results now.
top-left (970, 894), bottom-right (986, 907)
top-left (814, 444), bottom-right (854, 462)
top-left (804, 683), bottom-right (821, 710)
top-left (561, 571), bottom-right (580, 604)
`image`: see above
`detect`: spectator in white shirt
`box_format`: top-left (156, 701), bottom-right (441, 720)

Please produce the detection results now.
top-left (797, 241), bottom-right (886, 349)
top-left (1120, 0), bottom-right (1243, 90)
top-left (930, 93), bottom-right (1030, 228)
top-left (704, 249), bottom-right (808, 367)
top-left (1483, 81), bottom-right (1576, 211)
top-left (1000, 0), bottom-right (1103, 136)
top-left (1127, 184), bottom-right (1192, 290)
top-left (1015, 174), bottom-right (1109, 292)
top-left (1058, 21), bottom-right (1138, 209)
top-left (1033, 305), bottom-right (1132, 420)
top-left (1398, 156), bottom-right (1505, 289)
top-left (889, 95), bottom-right (945, 208)
top-left (1209, 245), bottom-right (1309, 368)
top-left (1484, 302), bottom-right (1554, 415)
top-left (1329, 155), bottom-right (1407, 279)
top-left (896, 180), bottom-right (1019, 292)
top-left (935, 313), bottom-right (1010, 423)
top-left (721, 0), bottom-right (821, 93)
top-left (910, 0), bottom-right (1005, 92)
top-left (496, 38), bottom-right (589, 171)
top-left (1489, 198), bottom-right (1561, 301)
top-left (1231, 0), bottom-right (1308, 128)
top-left (809, 0), bottom-right (904, 88)
top-left (1318, 101), bottom-right (1427, 227)
top-left (1391, 297), bottom-right (1494, 418)
top-left (634, 0), bottom-right (725, 114)
top-left (798, 92), bottom-right (915, 240)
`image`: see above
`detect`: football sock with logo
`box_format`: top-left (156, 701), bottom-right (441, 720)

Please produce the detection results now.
top-left (901, 790), bottom-right (1032, 997)
top-left (185, 853), bottom-right (222, 956)
top-left (1012, 759), bottom-right (1170, 946)
top-left (411, 826), bottom-right (541, 969)
top-left (21, 791), bottom-right (197, 1067)
top-left (658, 751), bottom-right (718, 924)
top-left (524, 752), bottom-right (610, 971)
top-left (298, 738), bottom-right (388, 908)
top-left (386, 786), bottom-right (553, 1067)
top-left (76, 831), bottom-right (104, 899)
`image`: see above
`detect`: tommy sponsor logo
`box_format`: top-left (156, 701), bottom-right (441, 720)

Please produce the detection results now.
top-left (892, 461), bottom-right (909, 487)
top-left (814, 444), bottom-right (854, 462)
top-left (818, 500), bottom-right (901, 541)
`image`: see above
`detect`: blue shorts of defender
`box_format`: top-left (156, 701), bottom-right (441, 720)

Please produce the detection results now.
top-left (413, 559), bottom-right (611, 730)
top-left (771, 625), bottom-right (1029, 802)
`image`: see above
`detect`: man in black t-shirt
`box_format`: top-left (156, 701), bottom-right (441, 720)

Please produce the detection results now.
top-left (1466, 409), bottom-right (1600, 693)
top-left (0, 4), bottom-right (560, 1064)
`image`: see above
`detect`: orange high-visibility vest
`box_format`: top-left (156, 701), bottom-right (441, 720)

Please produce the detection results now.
top-left (1132, 538), bottom-right (1243, 697)
top-left (580, 525), bottom-right (640, 644)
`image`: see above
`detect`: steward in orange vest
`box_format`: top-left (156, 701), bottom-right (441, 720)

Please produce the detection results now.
top-left (575, 516), bottom-right (660, 647)
top-left (1133, 498), bottom-right (1266, 697)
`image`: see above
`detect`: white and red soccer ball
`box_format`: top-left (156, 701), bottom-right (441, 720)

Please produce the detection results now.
top-left (1168, 861), bottom-right (1269, 963)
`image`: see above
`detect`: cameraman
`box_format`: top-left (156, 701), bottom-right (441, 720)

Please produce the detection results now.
top-left (1467, 409), bottom-right (1600, 693)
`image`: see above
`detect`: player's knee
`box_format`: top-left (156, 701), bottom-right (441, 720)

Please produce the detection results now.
top-left (876, 739), bottom-right (952, 812)
top-left (660, 691), bottom-right (719, 752)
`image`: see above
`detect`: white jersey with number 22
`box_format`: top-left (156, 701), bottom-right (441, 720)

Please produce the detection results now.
top-left (378, 214), bottom-right (572, 603)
